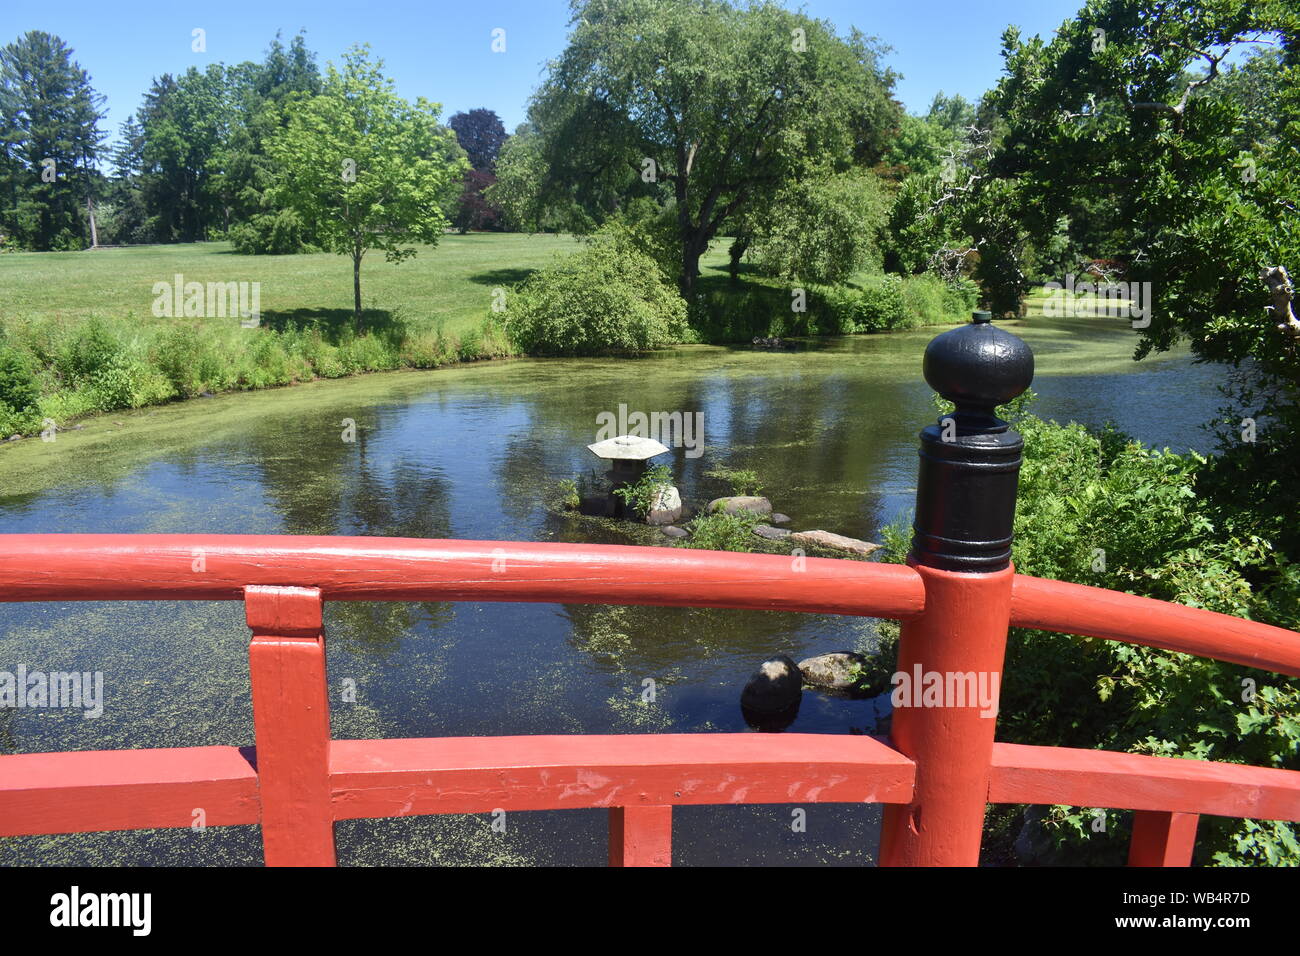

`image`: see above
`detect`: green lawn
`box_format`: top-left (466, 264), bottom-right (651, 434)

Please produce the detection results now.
top-left (1, 233), bottom-right (587, 337)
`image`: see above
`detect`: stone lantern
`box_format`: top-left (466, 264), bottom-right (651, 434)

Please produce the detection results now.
top-left (585, 435), bottom-right (681, 524)
top-left (586, 435), bottom-right (669, 489)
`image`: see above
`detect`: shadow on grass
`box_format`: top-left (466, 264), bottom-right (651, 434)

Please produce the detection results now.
top-left (467, 267), bottom-right (537, 287)
top-left (258, 308), bottom-right (405, 343)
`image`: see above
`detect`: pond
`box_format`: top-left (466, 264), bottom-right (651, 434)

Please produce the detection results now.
top-left (0, 315), bottom-right (1225, 866)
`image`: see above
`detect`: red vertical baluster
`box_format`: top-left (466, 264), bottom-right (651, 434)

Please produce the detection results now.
top-left (246, 585), bottom-right (336, 866)
top-left (609, 806), bottom-right (672, 866)
top-left (1129, 810), bottom-right (1199, 866)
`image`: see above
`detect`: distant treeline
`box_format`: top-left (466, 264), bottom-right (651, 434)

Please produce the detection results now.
top-left (0, 30), bottom-right (509, 252)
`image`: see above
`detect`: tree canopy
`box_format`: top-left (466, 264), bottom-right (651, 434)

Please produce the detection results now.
top-left (518, 0), bottom-right (900, 293)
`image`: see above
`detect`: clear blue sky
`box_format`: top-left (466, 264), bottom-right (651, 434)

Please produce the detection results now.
top-left (2, 0), bottom-right (1087, 143)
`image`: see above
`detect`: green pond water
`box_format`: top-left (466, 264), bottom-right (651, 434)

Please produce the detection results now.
top-left (0, 316), bottom-right (1223, 866)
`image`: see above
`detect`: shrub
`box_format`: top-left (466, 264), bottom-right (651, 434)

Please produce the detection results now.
top-left (59, 318), bottom-right (121, 384)
top-left (901, 273), bottom-right (948, 328)
top-left (0, 346), bottom-right (39, 412)
top-left (680, 511), bottom-right (762, 551)
top-left (228, 209), bottom-right (315, 255)
top-left (503, 227), bottom-right (689, 355)
top-left (855, 275), bottom-right (907, 331)
top-left (90, 354), bottom-right (175, 410)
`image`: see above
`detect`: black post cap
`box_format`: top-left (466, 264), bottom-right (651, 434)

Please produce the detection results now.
top-left (911, 312), bottom-right (1035, 572)
top-left (923, 311), bottom-right (1034, 421)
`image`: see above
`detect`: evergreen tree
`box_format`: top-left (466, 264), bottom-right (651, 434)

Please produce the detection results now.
top-left (0, 31), bottom-right (105, 250)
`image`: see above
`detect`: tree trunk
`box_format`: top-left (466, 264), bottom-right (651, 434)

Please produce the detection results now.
top-left (86, 194), bottom-right (98, 249)
top-left (680, 236), bottom-right (705, 298)
top-left (728, 237), bottom-right (749, 284)
top-left (353, 249), bottom-right (363, 330)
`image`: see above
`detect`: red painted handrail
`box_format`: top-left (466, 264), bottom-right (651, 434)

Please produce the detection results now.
top-left (0, 534), bottom-right (1297, 867)
top-left (0, 534), bottom-right (925, 620)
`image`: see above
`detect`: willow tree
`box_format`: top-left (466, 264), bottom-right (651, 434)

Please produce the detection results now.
top-left (267, 45), bottom-right (467, 325)
top-left (521, 0), bottom-right (899, 295)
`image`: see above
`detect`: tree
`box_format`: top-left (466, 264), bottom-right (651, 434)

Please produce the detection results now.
top-left (131, 66), bottom-right (232, 242)
top-left (520, 0), bottom-right (900, 295)
top-left (0, 31), bottom-right (105, 250)
top-left (267, 45), bottom-right (468, 324)
top-left (749, 167), bottom-right (891, 284)
top-left (448, 108), bottom-right (507, 171)
top-left (217, 32), bottom-right (322, 249)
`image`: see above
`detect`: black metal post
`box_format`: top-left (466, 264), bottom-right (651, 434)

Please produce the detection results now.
top-left (911, 311), bottom-right (1035, 572)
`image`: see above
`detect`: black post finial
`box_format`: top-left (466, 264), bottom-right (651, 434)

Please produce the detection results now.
top-left (911, 312), bottom-right (1035, 572)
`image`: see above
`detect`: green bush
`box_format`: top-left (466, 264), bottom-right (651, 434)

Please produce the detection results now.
top-left (0, 346), bottom-right (39, 412)
top-left (503, 227), bottom-right (689, 355)
top-left (59, 318), bottom-right (122, 384)
top-left (228, 209), bottom-right (316, 255)
top-left (901, 273), bottom-right (948, 328)
top-left (680, 510), bottom-right (763, 551)
top-left (855, 276), bottom-right (907, 331)
top-left (612, 464), bottom-right (673, 519)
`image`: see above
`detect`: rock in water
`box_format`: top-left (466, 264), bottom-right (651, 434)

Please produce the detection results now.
top-left (798, 652), bottom-right (870, 691)
top-left (660, 525), bottom-right (689, 539)
top-left (752, 524), bottom-right (791, 540)
top-left (770, 513), bottom-right (792, 525)
top-left (706, 495), bottom-right (772, 517)
top-left (646, 484), bottom-right (683, 525)
top-left (740, 655), bottom-right (803, 714)
top-left (788, 529), bottom-right (881, 556)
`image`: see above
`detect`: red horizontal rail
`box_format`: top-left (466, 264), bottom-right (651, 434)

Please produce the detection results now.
top-left (990, 742), bottom-right (1300, 821)
top-left (0, 534), bottom-right (926, 620)
top-left (0, 746), bottom-right (260, 836)
top-left (1011, 575), bottom-right (1300, 677)
top-left (328, 733), bottom-right (916, 819)
top-left (4, 736), bottom-right (1295, 839)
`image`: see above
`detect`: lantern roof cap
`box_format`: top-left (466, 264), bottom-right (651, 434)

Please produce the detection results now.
top-left (587, 435), bottom-right (670, 461)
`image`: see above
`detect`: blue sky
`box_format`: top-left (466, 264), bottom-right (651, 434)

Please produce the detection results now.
top-left (2, 0), bottom-right (1087, 141)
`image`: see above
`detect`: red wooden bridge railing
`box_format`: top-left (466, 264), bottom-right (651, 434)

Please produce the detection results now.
top-left (1, 315), bottom-right (1297, 866)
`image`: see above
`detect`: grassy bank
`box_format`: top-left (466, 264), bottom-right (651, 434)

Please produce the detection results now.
top-left (0, 234), bottom-right (972, 438)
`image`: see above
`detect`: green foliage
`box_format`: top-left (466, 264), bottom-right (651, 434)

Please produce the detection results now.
top-left (704, 466), bottom-right (763, 497)
top-left (680, 510), bottom-right (762, 552)
top-left (749, 168), bottom-right (891, 284)
top-left (556, 478), bottom-right (581, 511)
top-left (227, 208), bottom-right (316, 255)
top-left (502, 226), bottom-right (689, 355)
top-left (0, 346), bottom-right (39, 412)
top-left (611, 464), bottom-right (673, 519)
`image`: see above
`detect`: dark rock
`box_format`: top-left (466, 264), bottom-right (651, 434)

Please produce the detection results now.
top-left (740, 654), bottom-right (803, 715)
top-left (752, 524), bottom-right (791, 541)
top-left (770, 513), bottom-right (791, 525)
